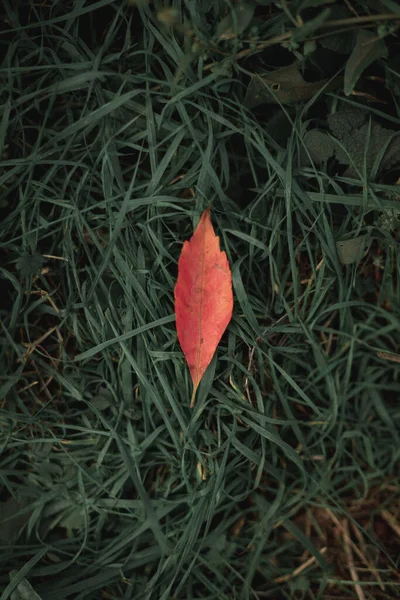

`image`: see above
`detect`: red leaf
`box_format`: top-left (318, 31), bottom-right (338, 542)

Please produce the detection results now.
top-left (175, 208), bottom-right (233, 407)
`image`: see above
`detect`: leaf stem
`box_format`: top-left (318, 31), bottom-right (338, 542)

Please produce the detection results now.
top-left (190, 386), bottom-right (197, 409)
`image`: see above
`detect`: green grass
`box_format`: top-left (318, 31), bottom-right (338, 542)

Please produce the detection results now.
top-left (1, 1), bottom-right (400, 599)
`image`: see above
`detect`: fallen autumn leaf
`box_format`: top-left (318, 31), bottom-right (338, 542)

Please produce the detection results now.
top-left (174, 208), bottom-right (233, 407)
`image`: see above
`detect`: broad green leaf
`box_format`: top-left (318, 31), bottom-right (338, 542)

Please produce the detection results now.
top-left (378, 0), bottom-right (400, 15)
top-left (244, 63), bottom-right (341, 107)
top-left (266, 110), bottom-right (293, 146)
top-left (301, 130), bottom-right (336, 165)
top-left (216, 2), bottom-right (255, 40)
top-left (0, 498), bottom-right (31, 544)
top-left (336, 236), bottom-right (367, 265)
top-left (319, 30), bottom-right (356, 54)
top-left (327, 108), bottom-right (400, 176)
top-left (91, 386), bottom-right (113, 410)
top-left (59, 507), bottom-right (86, 537)
top-left (344, 29), bottom-right (387, 96)
top-left (318, 4), bottom-right (356, 53)
top-left (15, 252), bottom-right (44, 277)
top-left (9, 572), bottom-right (43, 600)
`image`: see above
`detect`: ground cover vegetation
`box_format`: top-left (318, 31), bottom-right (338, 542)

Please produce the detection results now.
top-left (1, 0), bottom-right (400, 598)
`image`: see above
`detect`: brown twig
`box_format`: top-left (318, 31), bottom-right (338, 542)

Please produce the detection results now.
top-left (342, 519), bottom-right (366, 600)
top-left (377, 351), bottom-right (400, 364)
top-left (22, 326), bottom-right (58, 360)
top-left (381, 509), bottom-right (400, 539)
top-left (274, 547), bottom-right (328, 583)
top-left (319, 12), bottom-right (398, 28)
top-left (343, 0), bottom-right (360, 18)
top-left (230, 12), bottom-right (399, 62)
top-left (351, 520), bottom-right (384, 591)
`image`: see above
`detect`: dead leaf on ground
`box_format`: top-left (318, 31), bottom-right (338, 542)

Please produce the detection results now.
top-left (244, 63), bottom-right (341, 107)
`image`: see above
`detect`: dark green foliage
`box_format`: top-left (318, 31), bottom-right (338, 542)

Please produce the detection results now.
top-left (328, 108), bottom-right (400, 175)
top-left (301, 130), bottom-right (336, 165)
top-left (344, 29), bottom-right (388, 96)
top-left (15, 253), bottom-right (45, 278)
top-left (1, 1), bottom-right (400, 599)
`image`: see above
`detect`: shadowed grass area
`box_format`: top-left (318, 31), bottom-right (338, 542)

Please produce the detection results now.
top-left (1, 1), bottom-right (400, 599)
